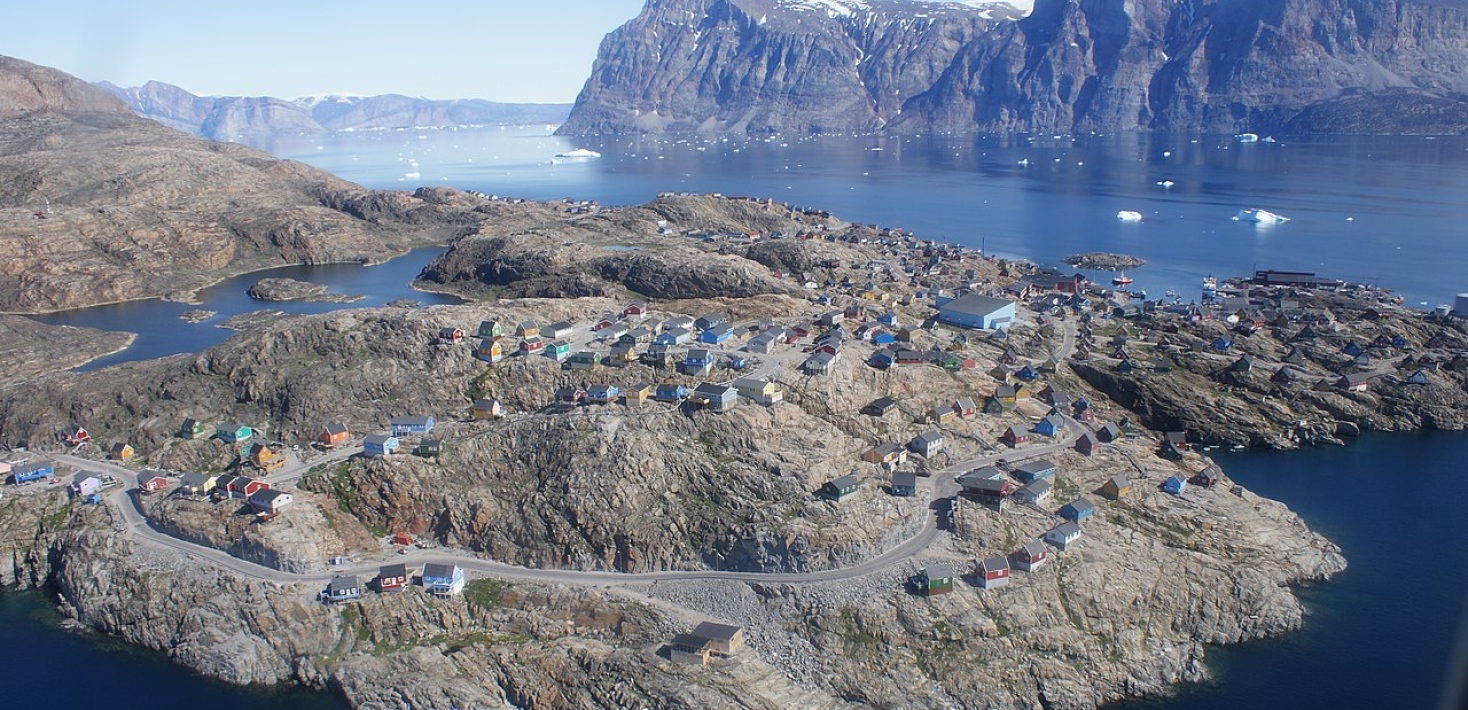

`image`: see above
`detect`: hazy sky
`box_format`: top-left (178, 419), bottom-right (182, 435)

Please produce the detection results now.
top-left (0, 1), bottom-right (646, 102)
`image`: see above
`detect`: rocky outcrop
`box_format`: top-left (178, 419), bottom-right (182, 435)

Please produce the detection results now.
top-left (562, 0), bottom-right (1468, 136)
top-left (416, 196), bottom-right (818, 301)
top-left (99, 80), bottom-right (572, 149)
top-left (0, 315), bottom-right (132, 386)
top-left (247, 277), bottom-right (363, 303)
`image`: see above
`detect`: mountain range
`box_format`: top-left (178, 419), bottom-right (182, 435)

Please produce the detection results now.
top-left (98, 80), bottom-right (571, 148)
top-left (558, 0), bottom-right (1468, 135)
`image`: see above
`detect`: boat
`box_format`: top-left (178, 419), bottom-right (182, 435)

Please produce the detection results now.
top-left (1233, 208), bottom-right (1290, 224)
top-left (554, 148), bottom-right (601, 159)
top-left (1202, 275), bottom-right (1218, 300)
top-left (1111, 272), bottom-right (1133, 286)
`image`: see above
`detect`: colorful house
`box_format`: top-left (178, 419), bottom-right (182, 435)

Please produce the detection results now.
top-left (60, 425), bottom-right (91, 446)
top-left (179, 471), bottom-right (217, 496)
top-left (1001, 425), bottom-right (1032, 448)
top-left (587, 384), bottom-right (620, 404)
top-left (72, 473), bottom-right (103, 497)
top-left (543, 340), bottom-right (572, 361)
top-left (474, 338), bottom-right (505, 363)
top-left (216, 422), bottom-right (253, 444)
top-left (518, 337), bottom-right (545, 355)
top-left (422, 563), bottom-right (466, 596)
top-left (437, 327), bottom-right (465, 344)
top-left (321, 576), bottom-right (361, 603)
top-left (891, 471), bottom-right (919, 497)
top-left (622, 302), bottom-right (648, 317)
top-left (862, 443), bottom-right (908, 466)
top-left (690, 383), bottom-right (739, 412)
top-left (1161, 475), bottom-right (1188, 495)
top-left (225, 476), bottom-right (269, 499)
top-left (1014, 459), bottom-right (1057, 483)
top-left (139, 475), bottom-right (170, 493)
top-left (699, 325), bottom-right (736, 344)
top-left (376, 563), bottom-right (410, 592)
top-left (1075, 432), bottom-right (1099, 456)
top-left (555, 386), bottom-right (587, 406)
top-left (1058, 498), bottom-right (1095, 522)
top-left (390, 415), bottom-right (435, 437)
top-left (515, 320), bottom-right (539, 338)
top-left (109, 442), bottom-right (135, 462)
top-left (1101, 475), bottom-right (1131, 500)
top-left (654, 384), bottom-right (689, 402)
top-left (11, 462), bottom-right (53, 484)
top-left (567, 351), bottom-right (600, 370)
top-left (977, 556), bottom-right (1011, 589)
top-left (862, 397), bottom-right (899, 417)
top-left (180, 418), bottom-right (209, 440)
top-left (363, 434), bottom-right (400, 458)
top-left (319, 422), bottom-right (350, 447)
top-left (248, 443), bottom-right (285, 472)
top-left (954, 397), bottom-right (978, 418)
top-left (822, 474), bottom-right (859, 501)
top-left (476, 320), bottom-right (505, 339)
top-left (732, 377), bottom-right (783, 406)
top-left (625, 383), bottom-right (653, 405)
top-left (1033, 414), bottom-right (1066, 437)
top-left (1012, 540), bottom-right (1048, 572)
top-left (916, 563), bottom-right (954, 596)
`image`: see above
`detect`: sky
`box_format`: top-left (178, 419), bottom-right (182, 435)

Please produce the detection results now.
top-left (0, 0), bottom-right (647, 103)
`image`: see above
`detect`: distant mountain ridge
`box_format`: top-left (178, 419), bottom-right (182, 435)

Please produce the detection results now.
top-left (98, 80), bottom-right (572, 148)
top-left (559, 0), bottom-right (1468, 135)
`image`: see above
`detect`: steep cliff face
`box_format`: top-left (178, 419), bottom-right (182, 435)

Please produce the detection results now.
top-left (562, 0), bottom-right (1468, 135)
top-left (558, 0), bottom-right (1006, 135)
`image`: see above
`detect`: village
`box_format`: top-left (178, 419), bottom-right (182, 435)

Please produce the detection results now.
top-left (2, 195), bottom-right (1461, 678)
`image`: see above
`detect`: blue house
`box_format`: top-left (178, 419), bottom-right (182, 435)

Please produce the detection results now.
top-left (1211, 337), bottom-right (1234, 351)
top-left (934, 294), bottom-right (1016, 330)
top-left (877, 311), bottom-right (900, 327)
top-left (683, 349), bottom-right (713, 376)
top-left (587, 384), bottom-right (620, 404)
top-left (422, 563), bottom-right (466, 596)
top-left (1161, 475), bottom-right (1188, 495)
top-left (699, 325), bottom-right (736, 345)
top-left (390, 415), bottom-right (435, 437)
top-left (320, 576), bottom-right (361, 603)
top-left (11, 461), bottom-right (54, 484)
top-left (1058, 498), bottom-right (1096, 522)
top-left (655, 327), bottom-right (694, 346)
top-left (872, 331), bottom-right (897, 345)
top-left (869, 349), bottom-right (896, 369)
top-left (1015, 365), bottom-right (1039, 381)
top-left (654, 384), bottom-right (690, 402)
top-left (1033, 413), bottom-right (1065, 437)
top-left (1342, 341), bottom-right (1363, 357)
top-left (1013, 459), bottom-right (1057, 483)
top-left (363, 434), bottom-right (400, 458)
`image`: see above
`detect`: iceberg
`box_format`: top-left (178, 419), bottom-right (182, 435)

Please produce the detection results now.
top-left (1235, 133), bottom-right (1260, 143)
top-left (1116, 210), bottom-right (1144, 222)
top-left (1232, 208), bottom-right (1290, 224)
top-left (554, 148), bottom-right (602, 159)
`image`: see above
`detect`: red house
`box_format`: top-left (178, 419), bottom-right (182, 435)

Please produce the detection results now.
top-left (139, 475), bottom-right (169, 493)
top-left (437, 327), bottom-right (465, 344)
top-left (226, 476), bottom-right (269, 499)
top-left (622, 302), bottom-right (648, 317)
top-left (1012, 540), bottom-right (1048, 572)
top-left (1001, 425), bottom-right (1032, 447)
top-left (519, 337), bottom-right (545, 355)
top-left (376, 563), bottom-right (410, 592)
top-left (59, 425), bottom-right (91, 446)
top-left (1075, 432), bottom-right (1099, 456)
top-left (977, 556), bottom-right (1011, 589)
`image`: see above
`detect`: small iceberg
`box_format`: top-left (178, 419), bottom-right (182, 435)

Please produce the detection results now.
top-left (1233, 208), bottom-right (1290, 224)
top-left (1116, 210), bottom-right (1144, 222)
top-left (1235, 133), bottom-right (1260, 143)
top-left (1156, 180), bottom-right (1175, 188)
top-left (554, 148), bottom-right (602, 159)
top-left (403, 171), bottom-right (421, 180)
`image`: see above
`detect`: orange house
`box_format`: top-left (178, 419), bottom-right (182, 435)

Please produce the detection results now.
top-left (319, 422), bottom-right (349, 448)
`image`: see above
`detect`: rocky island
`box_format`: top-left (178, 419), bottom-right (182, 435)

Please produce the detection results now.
top-left (0, 191), bottom-right (1380, 710)
top-left (247, 277), bottom-right (364, 303)
top-left (1063, 253), bottom-right (1146, 271)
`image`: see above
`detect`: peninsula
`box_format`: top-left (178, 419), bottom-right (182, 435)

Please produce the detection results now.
top-left (1, 191), bottom-right (1363, 710)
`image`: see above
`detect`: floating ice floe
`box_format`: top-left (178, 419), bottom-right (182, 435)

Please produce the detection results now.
top-left (554, 148), bottom-right (601, 159)
top-left (1156, 180), bottom-right (1175, 188)
top-left (1233, 208), bottom-right (1290, 224)
top-left (1116, 210), bottom-right (1144, 222)
top-left (1235, 133), bottom-right (1260, 143)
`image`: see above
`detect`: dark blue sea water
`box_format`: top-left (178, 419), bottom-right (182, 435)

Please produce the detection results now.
top-left (6, 128), bottom-right (1468, 708)
top-left (31, 247), bottom-right (460, 371)
top-left (0, 590), bottom-right (349, 709)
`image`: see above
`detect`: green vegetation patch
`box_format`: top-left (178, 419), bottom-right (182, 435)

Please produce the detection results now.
top-left (464, 578), bottom-right (511, 611)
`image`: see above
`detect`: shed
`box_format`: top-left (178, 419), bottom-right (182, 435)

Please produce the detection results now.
top-left (1012, 540), bottom-right (1048, 572)
top-left (916, 563), bottom-right (954, 596)
top-left (977, 556), bottom-right (1011, 589)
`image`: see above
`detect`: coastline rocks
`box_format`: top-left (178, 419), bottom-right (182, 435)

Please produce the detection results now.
top-left (1063, 253), bottom-right (1147, 270)
top-left (179, 309), bottom-right (215, 323)
top-left (247, 277), bottom-right (364, 303)
top-left (0, 315), bottom-right (132, 387)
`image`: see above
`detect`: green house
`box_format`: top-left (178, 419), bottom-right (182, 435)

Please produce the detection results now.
top-left (917, 563), bottom-right (954, 596)
top-left (180, 418), bottom-right (208, 440)
top-left (822, 474), bottom-right (859, 501)
top-left (216, 421), bottom-right (253, 444)
top-left (476, 320), bottom-right (505, 339)
top-left (413, 438), bottom-right (445, 458)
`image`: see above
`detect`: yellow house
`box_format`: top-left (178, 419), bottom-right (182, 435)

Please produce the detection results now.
top-left (625, 384), bottom-right (652, 405)
top-left (732, 377), bottom-right (783, 406)
top-left (109, 442), bottom-right (135, 462)
top-left (249, 443), bottom-right (285, 472)
top-left (1101, 475), bottom-right (1131, 500)
top-left (472, 398), bottom-right (504, 420)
